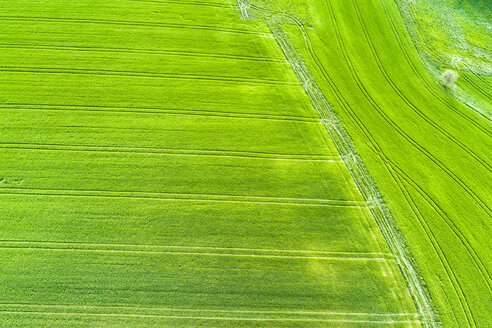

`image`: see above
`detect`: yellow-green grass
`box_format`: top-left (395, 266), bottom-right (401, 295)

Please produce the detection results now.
top-left (0, 0), bottom-right (421, 327)
top-left (249, 0), bottom-right (492, 326)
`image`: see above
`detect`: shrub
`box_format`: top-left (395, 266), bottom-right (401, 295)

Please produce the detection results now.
top-left (441, 69), bottom-right (459, 89)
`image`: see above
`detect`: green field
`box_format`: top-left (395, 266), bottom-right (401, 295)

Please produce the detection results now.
top-left (0, 0), bottom-right (490, 327)
top-left (0, 0), bottom-right (423, 327)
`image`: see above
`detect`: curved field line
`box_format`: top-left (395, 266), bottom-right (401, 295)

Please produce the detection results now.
top-left (0, 103), bottom-right (318, 123)
top-left (371, 152), bottom-right (475, 327)
top-left (0, 16), bottom-right (261, 36)
top-left (303, 26), bottom-right (471, 325)
top-left (474, 74), bottom-right (492, 88)
top-left (388, 160), bottom-right (492, 290)
top-left (377, 0), bottom-right (492, 135)
top-left (350, 2), bottom-right (492, 286)
top-left (385, 162), bottom-right (476, 327)
top-left (0, 66), bottom-right (299, 86)
top-left (0, 143), bottom-right (339, 162)
top-left (0, 43), bottom-right (285, 63)
top-left (300, 18), bottom-right (492, 320)
top-left (350, 0), bottom-right (491, 174)
top-left (322, 2), bottom-right (483, 324)
top-left (385, 161), bottom-right (478, 327)
top-left (0, 187), bottom-right (367, 208)
top-left (461, 75), bottom-right (492, 101)
top-left (351, 130), bottom-right (479, 327)
top-left (300, 27), bottom-right (440, 327)
top-left (315, 59), bottom-right (486, 322)
top-left (324, 0), bottom-right (491, 217)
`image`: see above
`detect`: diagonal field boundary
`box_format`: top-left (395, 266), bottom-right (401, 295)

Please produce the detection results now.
top-left (235, 1), bottom-right (440, 327)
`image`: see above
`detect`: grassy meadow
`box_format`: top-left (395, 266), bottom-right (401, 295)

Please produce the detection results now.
top-left (393, 0), bottom-right (491, 118)
top-left (0, 0), bottom-right (423, 327)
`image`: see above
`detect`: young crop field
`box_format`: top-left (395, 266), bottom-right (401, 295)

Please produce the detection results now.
top-left (241, 0), bottom-right (491, 327)
top-left (0, 0), bottom-right (490, 328)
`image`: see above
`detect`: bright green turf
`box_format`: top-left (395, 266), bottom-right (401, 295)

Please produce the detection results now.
top-left (0, 0), bottom-right (421, 327)
top-left (246, 0), bottom-right (492, 327)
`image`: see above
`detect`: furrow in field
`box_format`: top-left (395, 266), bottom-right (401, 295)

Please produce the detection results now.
top-left (305, 39), bottom-right (458, 324)
top-left (461, 75), bottom-right (492, 101)
top-left (474, 74), bottom-right (491, 88)
top-left (386, 161), bottom-right (478, 328)
top-left (324, 0), bottom-right (491, 218)
top-left (300, 20), bottom-right (473, 326)
top-left (0, 304), bottom-right (406, 316)
top-left (0, 16), bottom-right (261, 36)
top-left (350, 0), bottom-right (491, 174)
top-left (389, 159), bottom-right (492, 290)
top-left (0, 43), bottom-right (286, 63)
top-left (0, 187), bottom-right (367, 208)
top-left (0, 66), bottom-right (299, 86)
top-left (0, 104), bottom-right (318, 123)
top-left (0, 142), bottom-right (338, 161)
top-left (369, 6), bottom-right (492, 293)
